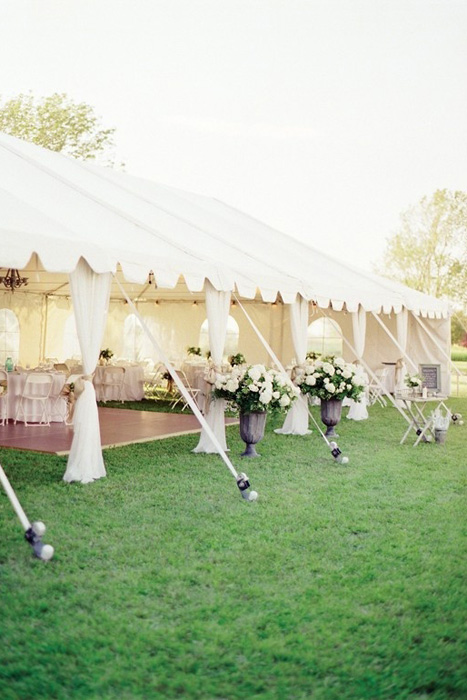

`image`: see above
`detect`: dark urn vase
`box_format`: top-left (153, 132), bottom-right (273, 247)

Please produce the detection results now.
top-left (239, 412), bottom-right (267, 457)
top-left (320, 398), bottom-right (343, 438)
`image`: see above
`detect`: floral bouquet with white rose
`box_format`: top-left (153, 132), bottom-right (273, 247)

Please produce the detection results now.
top-left (405, 373), bottom-right (423, 389)
top-left (213, 364), bottom-right (299, 415)
top-left (292, 356), bottom-right (366, 402)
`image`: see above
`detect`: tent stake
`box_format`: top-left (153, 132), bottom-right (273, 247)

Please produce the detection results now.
top-left (0, 464), bottom-right (54, 561)
top-left (114, 276), bottom-right (258, 502)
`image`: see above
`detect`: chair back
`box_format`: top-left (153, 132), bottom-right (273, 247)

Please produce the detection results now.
top-left (102, 366), bottom-right (125, 385)
top-left (22, 372), bottom-right (54, 399)
top-left (0, 368), bottom-right (8, 397)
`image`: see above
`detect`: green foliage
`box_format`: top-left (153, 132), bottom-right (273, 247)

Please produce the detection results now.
top-left (376, 189), bottom-right (467, 305)
top-left (0, 92), bottom-right (117, 164)
top-left (99, 348), bottom-right (113, 360)
top-left (451, 313), bottom-right (467, 346)
top-left (186, 346), bottom-right (202, 356)
top-left (0, 400), bottom-right (466, 699)
top-left (229, 352), bottom-right (246, 366)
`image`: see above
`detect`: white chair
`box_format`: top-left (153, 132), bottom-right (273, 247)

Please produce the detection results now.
top-left (53, 362), bottom-right (70, 375)
top-left (0, 369), bottom-right (8, 426)
top-left (100, 366), bottom-right (126, 403)
top-left (14, 372), bottom-right (54, 426)
top-left (368, 368), bottom-right (389, 407)
top-left (170, 370), bottom-right (201, 411)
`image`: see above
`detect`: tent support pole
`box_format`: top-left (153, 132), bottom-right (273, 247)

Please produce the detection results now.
top-left (113, 277), bottom-right (258, 501)
top-left (412, 313), bottom-right (463, 378)
top-left (318, 308), bottom-right (412, 427)
top-left (370, 311), bottom-right (419, 373)
top-left (40, 294), bottom-right (49, 363)
top-left (234, 295), bottom-right (355, 458)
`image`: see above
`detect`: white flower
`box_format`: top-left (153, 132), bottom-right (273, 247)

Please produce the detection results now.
top-left (342, 368), bottom-right (352, 379)
top-left (326, 383), bottom-right (336, 393)
top-left (272, 391), bottom-right (280, 399)
top-left (305, 375), bottom-right (316, 386)
top-left (334, 357), bottom-right (346, 367)
top-left (259, 391), bottom-right (272, 405)
top-left (248, 383), bottom-right (259, 392)
top-left (279, 394), bottom-right (291, 407)
top-left (322, 362), bottom-right (335, 376)
top-left (347, 383), bottom-right (353, 390)
top-left (248, 366), bottom-right (261, 381)
top-left (214, 379), bottom-right (224, 390)
top-left (225, 379), bottom-right (238, 392)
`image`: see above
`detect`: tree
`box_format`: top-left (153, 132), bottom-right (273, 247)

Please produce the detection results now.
top-left (0, 92), bottom-right (118, 165)
top-left (376, 189), bottom-right (467, 308)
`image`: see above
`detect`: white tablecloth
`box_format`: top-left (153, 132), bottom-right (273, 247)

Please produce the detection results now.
top-left (5, 371), bottom-right (67, 423)
top-left (93, 364), bottom-right (145, 402)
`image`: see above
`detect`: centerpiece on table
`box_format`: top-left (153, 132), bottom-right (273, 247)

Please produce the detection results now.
top-left (213, 364), bottom-right (299, 457)
top-left (405, 373), bottom-right (423, 396)
top-left (228, 352), bottom-right (246, 367)
top-left (187, 346), bottom-right (202, 357)
top-left (99, 348), bottom-right (114, 365)
top-left (292, 356), bottom-right (366, 437)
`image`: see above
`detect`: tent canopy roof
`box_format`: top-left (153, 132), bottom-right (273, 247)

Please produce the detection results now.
top-left (0, 132), bottom-right (449, 318)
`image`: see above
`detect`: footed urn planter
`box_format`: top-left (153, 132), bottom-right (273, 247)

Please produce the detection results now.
top-left (320, 398), bottom-right (343, 438)
top-left (239, 411), bottom-right (267, 457)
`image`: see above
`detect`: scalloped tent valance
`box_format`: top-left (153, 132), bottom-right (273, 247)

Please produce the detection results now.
top-left (0, 131), bottom-right (450, 318)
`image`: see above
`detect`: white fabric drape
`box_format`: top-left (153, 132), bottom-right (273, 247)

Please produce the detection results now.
top-left (395, 308), bottom-right (409, 393)
top-left (351, 307), bottom-right (367, 359)
top-left (275, 295), bottom-right (310, 435)
top-left (347, 307), bottom-right (368, 420)
top-left (63, 259), bottom-right (111, 483)
top-left (193, 281), bottom-right (231, 453)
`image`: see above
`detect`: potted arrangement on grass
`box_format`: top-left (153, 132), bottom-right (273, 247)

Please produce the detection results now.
top-left (213, 364), bottom-right (299, 457)
top-left (292, 356), bottom-right (366, 437)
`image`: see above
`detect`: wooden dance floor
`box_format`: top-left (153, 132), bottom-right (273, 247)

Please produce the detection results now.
top-left (0, 408), bottom-right (237, 455)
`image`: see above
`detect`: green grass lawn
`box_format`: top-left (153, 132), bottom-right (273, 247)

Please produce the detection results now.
top-left (1, 400), bottom-right (466, 700)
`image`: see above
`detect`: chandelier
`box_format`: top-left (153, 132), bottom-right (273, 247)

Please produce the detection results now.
top-left (0, 269), bottom-right (29, 291)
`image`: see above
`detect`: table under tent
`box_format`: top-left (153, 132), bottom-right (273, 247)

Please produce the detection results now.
top-left (0, 131), bottom-right (452, 491)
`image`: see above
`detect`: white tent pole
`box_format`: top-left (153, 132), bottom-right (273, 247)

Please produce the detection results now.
top-left (233, 295), bottom-right (286, 373)
top-left (114, 276), bottom-right (240, 481)
top-left (318, 309), bottom-right (413, 426)
top-left (235, 295), bottom-right (412, 448)
top-left (370, 311), bottom-right (419, 373)
top-left (412, 313), bottom-right (463, 378)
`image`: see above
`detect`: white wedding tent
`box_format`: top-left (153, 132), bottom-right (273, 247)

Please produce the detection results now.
top-left (0, 132), bottom-right (451, 483)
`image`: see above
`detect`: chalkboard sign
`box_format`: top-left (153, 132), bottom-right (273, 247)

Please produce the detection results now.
top-left (419, 364), bottom-right (441, 391)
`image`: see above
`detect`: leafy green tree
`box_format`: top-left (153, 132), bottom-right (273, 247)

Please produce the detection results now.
top-left (0, 92), bottom-right (118, 165)
top-left (376, 189), bottom-right (467, 307)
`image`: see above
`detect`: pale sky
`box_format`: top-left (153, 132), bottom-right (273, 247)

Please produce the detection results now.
top-left (1, 0), bottom-right (466, 271)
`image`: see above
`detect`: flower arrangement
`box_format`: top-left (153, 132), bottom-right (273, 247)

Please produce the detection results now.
top-left (187, 346), bottom-right (202, 357)
top-left (99, 348), bottom-right (114, 361)
top-left (229, 352), bottom-right (246, 367)
top-left (405, 373), bottom-right (423, 389)
top-left (213, 364), bottom-right (299, 414)
top-left (306, 350), bottom-right (321, 361)
top-left (292, 356), bottom-right (366, 401)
